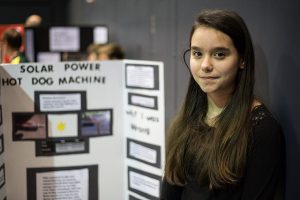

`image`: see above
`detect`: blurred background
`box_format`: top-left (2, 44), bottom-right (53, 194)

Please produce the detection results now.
top-left (0, 0), bottom-right (299, 199)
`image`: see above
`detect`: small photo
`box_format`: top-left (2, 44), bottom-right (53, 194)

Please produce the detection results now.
top-left (13, 113), bottom-right (46, 141)
top-left (48, 113), bottom-right (78, 138)
top-left (81, 109), bottom-right (112, 137)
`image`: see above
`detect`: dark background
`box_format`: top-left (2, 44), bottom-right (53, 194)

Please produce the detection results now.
top-left (1, 0), bottom-right (299, 199)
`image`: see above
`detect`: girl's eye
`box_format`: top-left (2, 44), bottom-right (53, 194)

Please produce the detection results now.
top-left (214, 51), bottom-right (226, 59)
top-left (192, 50), bottom-right (202, 58)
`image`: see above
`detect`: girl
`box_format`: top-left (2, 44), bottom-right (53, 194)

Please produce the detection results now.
top-left (162, 9), bottom-right (285, 200)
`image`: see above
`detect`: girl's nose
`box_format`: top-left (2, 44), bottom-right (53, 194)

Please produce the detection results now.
top-left (200, 56), bottom-right (213, 72)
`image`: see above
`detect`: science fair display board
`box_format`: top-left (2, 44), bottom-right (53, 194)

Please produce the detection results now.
top-left (0, 60), bottom-right (165, 200)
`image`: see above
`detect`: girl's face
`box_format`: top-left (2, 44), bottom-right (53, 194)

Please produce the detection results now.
top-left (190, 26), bottom-right (243, 98)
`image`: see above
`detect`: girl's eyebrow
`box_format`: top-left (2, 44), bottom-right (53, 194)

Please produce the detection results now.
top-left (190, 46), bottom-right (230, 52)
top-left (190, 46), bottom-right (201, 51)
top-left (213, 47), bottom-right (230, 52)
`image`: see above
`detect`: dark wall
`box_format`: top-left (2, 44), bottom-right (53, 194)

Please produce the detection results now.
top-left (68, 0), bottom-right (300, 199)
top-left (0, 0), bottom-right (69, 26)
top-left (68, 0), bottom-right (178, 132)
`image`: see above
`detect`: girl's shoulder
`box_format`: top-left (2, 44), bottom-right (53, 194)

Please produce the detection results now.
top-left (251, 104), bottom-right (272, 127)
top-left (250, 104), bottom-right (283, 144)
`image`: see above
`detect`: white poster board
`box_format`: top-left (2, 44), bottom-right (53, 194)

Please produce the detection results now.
top-left (0, 60), bottom-right (165, 200)
top-left (124, 62), bottom-right (165, 200)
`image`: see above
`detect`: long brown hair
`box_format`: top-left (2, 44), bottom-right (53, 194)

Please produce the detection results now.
top-left (164, 9), bottom-right (255, 188)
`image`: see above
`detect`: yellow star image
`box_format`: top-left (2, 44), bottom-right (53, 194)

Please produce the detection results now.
top-left (57, 121), bottom-right (66, 132)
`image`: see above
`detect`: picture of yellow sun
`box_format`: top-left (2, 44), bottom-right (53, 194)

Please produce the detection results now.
top-left (57, 121), bottom-right (66, 132)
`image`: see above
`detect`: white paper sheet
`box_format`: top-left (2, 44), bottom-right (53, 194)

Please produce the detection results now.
top-left (93, 27), bottom-right (108, 44)
top-left (126, 66), bottom-right (154, 89)
top-left (129, 171), bottom-right (160, 198)
top-left (55, 142), bottom-right (85, 153)
top-left (50, 27), bottom-right (80, 51)
top-left (36, 169), bottom-right (88, 200)
top-left (131, 95), bottom-right (155, 108)
top-left (39, 93), bottom-right (81, 112)
top-left (129, 141), bottom-right (157, 164)
top-left (37, 52), bottom-right (61, 63)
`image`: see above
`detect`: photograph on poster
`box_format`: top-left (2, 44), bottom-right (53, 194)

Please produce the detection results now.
top-left (48, 113), bottom-right (78, 138)
top-left (81, 109), bottom-right (112, 137)
top-left (0, 105), bottom-right (2, 125)
top-left (27, 165), bottom-right (98, 200)
top-left (125, 64), bottom-right (159, 90)
top-left (13, 112), bottom-right (46, 141)
top-left (34, 91), bottom-right (87, 113)
top-left (128, 93), bottom-right (158, 110)
top-left (127, 138), bottom-right (161, 168)
top-left (35, 138), bottom-right (89, 156)
top-left (0, 164), bottom-right (5, 189)
top-left (128, 167), bottom-right (161, 200)
top-left (0, 134), bottom-right (4, 155)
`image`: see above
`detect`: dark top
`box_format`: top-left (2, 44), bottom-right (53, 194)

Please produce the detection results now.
top-left (161, 105), bottom-right (285, 200)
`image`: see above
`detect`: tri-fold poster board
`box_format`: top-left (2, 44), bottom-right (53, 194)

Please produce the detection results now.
top-left (0, 60), bottom-right (165, 200)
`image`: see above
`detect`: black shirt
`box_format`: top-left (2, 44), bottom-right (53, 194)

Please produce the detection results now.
top-left (161, 105), bottom-right (285, 200)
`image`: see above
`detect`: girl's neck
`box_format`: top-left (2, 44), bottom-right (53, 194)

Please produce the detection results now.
top-left (205, 95), bottom-right (229, 125)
